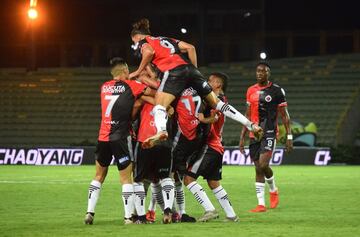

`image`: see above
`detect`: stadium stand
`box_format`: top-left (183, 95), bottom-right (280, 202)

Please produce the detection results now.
top-left (210, 53), bottom-right (360, 145)
top-left (0, 54), bottom-right (359, 147)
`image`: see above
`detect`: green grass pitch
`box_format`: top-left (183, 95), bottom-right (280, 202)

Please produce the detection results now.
top-left (0, 165), bottom-right (359, 237)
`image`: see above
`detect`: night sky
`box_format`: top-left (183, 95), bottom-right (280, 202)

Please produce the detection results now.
top-left (0, 0), bottom-right (358, 43)
top-left (0, 0), bottom-right (358, 66)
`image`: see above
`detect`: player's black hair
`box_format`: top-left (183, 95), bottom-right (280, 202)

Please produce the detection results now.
top-left (109, 57), bottom-right (126, 67)
top-left (210, 72), bottom-right (229, 93)
top-left (131, 18), bottom-right (151, 37)
top-left (256, 61), bottom-right (271, 70)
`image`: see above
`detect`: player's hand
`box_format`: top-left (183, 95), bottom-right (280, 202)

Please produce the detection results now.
top-left (209, 110), bottom-right (219, 123)
top-left (129, 70), bottom-right (140, 79)
top-left (167, 106), bottom-right (174, 117)
top-left (239, 138), bottom-right (245, 154)
top-left (252, 124), bottom-right (263, 141)
top-left (285, 138), bottom-right (293, 153)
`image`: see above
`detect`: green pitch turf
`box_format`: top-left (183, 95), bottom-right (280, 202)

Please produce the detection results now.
top-left (0, 165), bottom-right (359, 237)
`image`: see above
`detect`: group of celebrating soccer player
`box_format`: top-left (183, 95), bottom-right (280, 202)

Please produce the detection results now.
top-left (84, 18), bottom-right (293, 225)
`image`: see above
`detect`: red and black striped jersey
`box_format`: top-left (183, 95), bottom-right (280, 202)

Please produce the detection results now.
top-left (246, 82), bottom-right (287, 138)
top-left (176, 87), bottom-right (202, 140)
top-left (206, 94), bottom-right (227, 154)
top-left (137, 102), bottom-right (157, 143)
top-left (140, 36), bottom-right (188, 72)
top-left (98, 79), bottom-right (146, 142)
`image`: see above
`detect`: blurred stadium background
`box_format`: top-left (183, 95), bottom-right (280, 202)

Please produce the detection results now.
top-left (0, 0), bottom-right (359, 163)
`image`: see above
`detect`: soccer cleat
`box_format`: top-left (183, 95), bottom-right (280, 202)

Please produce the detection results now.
top-left (249, 205), bottom-right (266, 213)
top-left (162, 208), bottom-right (172, 224)
top-left (142, 131), bottom-right (168, 149)
top-left (124, 217), bottom-right (133, 225)
top-left (84, 212), bottom-right (94, 225)
top-left (269, 190), bottom-right (279, 209)
top-left (224, 215), bottom-right (240, 222)
top-left (171, 212), bottom-right (181, 223)
top-left (180, 213), bottom-right (196, 223)
top-left (146, 210), bottom-right (156, 223)
top-left (131, 214), bottom-right (138, 223)
top-left (198, 210), bottom-right (219, 222)
top-left (134, 215), bottom-right (148, 224)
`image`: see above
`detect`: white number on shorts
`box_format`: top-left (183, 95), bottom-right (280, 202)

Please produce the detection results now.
top-left (180, 96), bottom-right (201, 117)
top-left (104, 95), bottom-right (119, 117)
top-left (267, 139), bottom-right (273, 147)
top-left (160, 38), bottom-right (175, 54)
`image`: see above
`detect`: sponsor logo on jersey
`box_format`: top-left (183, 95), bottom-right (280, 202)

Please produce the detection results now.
top-left (102, 85), bottom-right (126, 94)
top-left (181, 87), bottom-right (197, 96)
top-left (104, 120), bottom-right (119, 125)
top-left (0, 148), bottom-right (84, 165)
top-left (118, 156), bottom-right (129, 164)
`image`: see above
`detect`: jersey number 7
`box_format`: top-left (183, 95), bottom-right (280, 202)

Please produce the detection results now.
top-left (104, 95), bottom-right (119, 117)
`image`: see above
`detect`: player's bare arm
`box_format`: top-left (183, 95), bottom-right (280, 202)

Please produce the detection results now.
top-left (278, 106), bottom-right (293, 153)
top-left (137, 66), bottom-right (159, 89)
top-left (198, 111), bottom-right (219, 124)
top-left (178, 41), bottom-right (197, 67)
top-left (143, 86), bottom-right (156, 97)
top-left (129, 44), bottom-right (154, 79)
top-left (239, 105), bottom-right (250, 154)
top-left (131, 98), bottom-right (145, 120)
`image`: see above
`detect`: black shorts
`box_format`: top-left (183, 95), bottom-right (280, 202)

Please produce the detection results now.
top-left (249, 131), bottom-right (276, 161)
top-left (172, 132), bottom-right (203, 175)
top-left (187, 145), bottom-right (223, 181)
top-left (95, 136), bottom-right (133, 171)
top-left (133, 142), bottom-right (172, 182)
top-left (158, 64), bottom-right (212, 97)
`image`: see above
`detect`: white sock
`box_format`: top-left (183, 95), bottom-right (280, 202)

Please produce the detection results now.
top-left (175, 181), bottom-right (186, 215)
top-left (255, 182), bottom-right (266, 206)
top-left (148, 182), bottom-right (157, 211)
top-left (216, 101), bottom-right (253, 130)
top-left (133, 182), bottom-right (146, 216)
top-left (172, 195), bottom-right (177, 213)
top-left (122, 184), bottom-right (135, 219)
top-left (87, 180), bottom-right (101, 213)
top-left (265, 176), bottom-right (277, 192)
top-left (152, 182), bottom-right (164, 211)
top-left (153, 105), bottom-right (168, 133)
top-left (212, 185), bottom-right (236, 218)
top-left (160, 178), bottom-right (175, 210)
top-left (187, 181), bottom-right (215, 212)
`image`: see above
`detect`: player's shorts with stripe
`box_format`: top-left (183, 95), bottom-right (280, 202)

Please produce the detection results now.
top-left (95, 136), bottom-right (133, 170)
top-left (133, 142), bottom-right (172, 182)
top-left (249, 130), bottom-right (276, 161)
top-left (186, 145), bottom-right (223, 181)
top-left (158, 64), bottom-right (212, 97)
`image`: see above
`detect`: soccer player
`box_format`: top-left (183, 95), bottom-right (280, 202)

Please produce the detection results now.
top-left (136, 68), bottom-right (196, 223)
top-left (239, 62), bottom-right (293, 212)
top-left (171, 86), bottom-right (217, 223)
top-left (133, 99), bottom-right (175, 224)
top-left (84, 57), bottom-right (155, 225)
top-left (129, 18), bottom-right (263, 149)
top-left (183, 72), bottom-right (239, 222)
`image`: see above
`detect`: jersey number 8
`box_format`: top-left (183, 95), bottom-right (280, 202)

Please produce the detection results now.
top-left (160, 38), bottom-right (175, 54)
